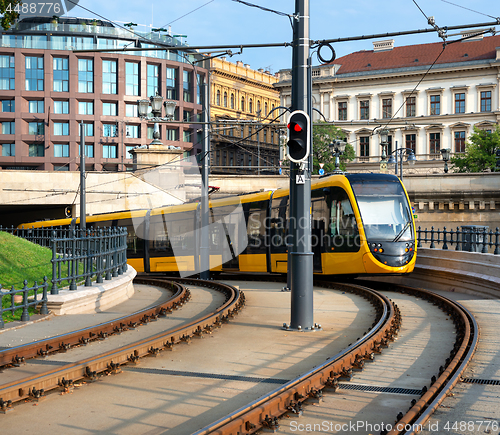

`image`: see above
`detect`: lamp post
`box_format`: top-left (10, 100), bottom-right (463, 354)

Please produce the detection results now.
top-left (386, 141), bottom-right (416, 179)
top-left (379, 128), bottom-right (389, 174)
top-left (440, 148), bottom-right (451, 173)
top-left (137, 93), bottom-right (177, 148)
top-left (328, 139), bottom-right (347, 173)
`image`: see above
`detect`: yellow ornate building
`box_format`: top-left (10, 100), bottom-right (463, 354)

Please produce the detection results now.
top-left (210, 57), bottom-right (282, 174)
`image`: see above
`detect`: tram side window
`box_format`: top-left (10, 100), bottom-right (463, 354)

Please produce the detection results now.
top-left (209, 204), bottom-right (247, 257)
top-left (325, 187), bottom-right (359, 252)
top-left (149, 210), bottom-right (196, 257)
top-left (116, 218), bottom-right (144, 258)
top-left (243, 200), bottom-right (267, 255)
top-left (270, 196), bottom-right (289, 254)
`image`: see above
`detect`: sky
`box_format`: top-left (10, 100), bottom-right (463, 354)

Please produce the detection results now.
top-left (71, 0), bottom-right (499, 74)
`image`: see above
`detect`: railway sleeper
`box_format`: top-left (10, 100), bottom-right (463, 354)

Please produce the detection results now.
top-left (307, 388), bottom-right (323, 404)
top-left (107, 361), bottom-right (122, 374)
top-left (58, 377), bottom-right (74, 393)
top-left (85, 366), bottom-right (97, 381)
top-left (287, 400), bottom-right (303, 416)
top-left (29, 387), bottom-right (45, 402)
top-left (261, 414), bottom-right (280, 431)
top-left (148, 346), bottom-right (160, 357)
top-left (11, 355), bottom-right (25, 366)
top-left (128, 353), bottom-right (140, 364)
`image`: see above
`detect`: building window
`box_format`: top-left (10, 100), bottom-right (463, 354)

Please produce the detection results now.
top-left (249, 99), bottom-right (253, 113)
top-left (386, 135), bottom-right (393, 155)
top-left (231, 94), bottom-right (235, 109)
top-left (79, 144), bottom-right (94, 158)
top-left (53, 100), bottom-right (69, 114)
top-left (455, 93), bottom-right (465, 114)
top-left (197, 73), bottom-right (204, 105)
top-left (125, 104), bottom-right (138, 117)
top-left (125, 62), bottom-right (139, 96)
top-left (241, 97), bottom-right (245, 112)
top-left (29, 143), bottom-right (44, 157)
top-left (382, 98), bottom-right (392, 119)
top-left (147, 64), bottom-right (159, 98)
top-left (2, 143), bottom-right (15, 156)
top-left (430, 95), bottom-right (440, 115)
top-left (454, 131), bottom-right (466, 153)
top-left (81, 122), bottom-right (94, 136)
top-left (102, 123), bottom-right (118, 137)
top-left (126, 146), bottom-right (135, 159)
top-left (338, 102), bottom-right (347, 120)
top-left (53, 57), bottom-right (69, 92)
top-left (126, 125), bottom-right (140, 138)
top-left (102, 145), bottom-right (117, 158)
top-left (102, 60), bottom-right (117, 94)
top-left (183, 70), bottom-right (192, 102)
top-left (216, 90), bottom-right (220, 106)
top-left (405, 134), bottom-right (416, 153)
top-left (360, 136), bottom-right (369, 157)
top-left (103, 102), bottom-right (118, 116)
top-left (28, 100), bottom-right (44, 113)
top-left (183, 129), bottom-right (192, 142)
top-left (53, 122), bottom-right (69, 136)
top-left (360, 100), bottom-right (369, 120)
top-left (406, 96), bottom-right (416, 117)
top-left (79, 101), bottom-right (94, 115)
top-left (25, 56), bottom-right (44, 91)
top-left (166, 67), bottom-right (177, 100)
top-left (183, 110), bottom-right (192, 122)
top-left (166, 128), bottom-right (178, 141)
top-left (78, 59), bottom-right (93, 93)
top-left (480, 91), bottom-right (491, 112)
top-left (54, 143), bottom-right (69, 157)
top-left (223, 92), bottom-right (227, 107)
top-left (2, 121), bottom-right (15, 134)
top-left (1, 99), bottom-right (15, 112)
top-left (28, 122), bottom-right (44, 135)
top-left (429, 132), bottom-right (440, 154)
top-left (0, 55), bottom-right (15, 90)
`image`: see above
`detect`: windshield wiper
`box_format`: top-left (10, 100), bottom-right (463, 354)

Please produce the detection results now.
top-left (393, 221), bottom-right (411, 243)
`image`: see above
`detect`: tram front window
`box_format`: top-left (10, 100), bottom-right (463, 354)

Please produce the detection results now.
top-left (351, 181), bottom-right (413, 242)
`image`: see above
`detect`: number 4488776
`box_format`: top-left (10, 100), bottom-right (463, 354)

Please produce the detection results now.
top-left (5, 3), bottom-right (62, 14)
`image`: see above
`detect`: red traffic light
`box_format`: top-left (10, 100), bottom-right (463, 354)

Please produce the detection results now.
top-left (288, 122), bottom-right (303, 132)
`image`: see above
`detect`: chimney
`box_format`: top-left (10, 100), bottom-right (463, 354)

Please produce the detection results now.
top-left (373, 39), bottom-right (395, 52)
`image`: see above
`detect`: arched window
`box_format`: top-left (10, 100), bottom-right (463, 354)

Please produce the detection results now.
top-left (241, 97), bottom-right (245, 112)
top-left (249, 98), bottom-right (253, 113)
top-left (216, 90), bottom-right (220, 106)
top-left (265, 102), bottom-right (268, 116)
top-left (231, 94), bottom-right (235, 109)
top-left (224, 92), bottom-right (227, 107)
top-left (257, 100), bottom-right (261, 114)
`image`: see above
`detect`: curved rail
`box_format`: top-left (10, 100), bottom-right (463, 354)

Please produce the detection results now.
top-left (193, 280), bottom-right (400, 435)
top-left (0, 277), bottom-right (245, 409)
top-left (380, 283), bottom-right (479, 435)
top-left (0, 277), bottom-right (187, 368)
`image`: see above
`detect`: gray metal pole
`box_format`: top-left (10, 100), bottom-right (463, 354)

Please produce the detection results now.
top-left (200, 80), bottom-right (210, 280)
top-left (80, 121), bottom-right (86, 231)
top-left (289, 0), bottom-right (314, 330)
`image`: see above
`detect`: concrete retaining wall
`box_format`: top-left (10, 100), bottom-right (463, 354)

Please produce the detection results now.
top-left (373, 248), bottom-right (500, 299)
top-left (47, 266), bottom-right (136, 315)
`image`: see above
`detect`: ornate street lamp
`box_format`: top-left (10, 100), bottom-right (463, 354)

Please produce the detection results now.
top-left (379, 128), bottom-right (389, 173)
top-left (440, 148), bottom-right (451, 173)
top-left (137, 93), bottom-right (178, 148)
top-left (329, 139), bottom-right (347, 173)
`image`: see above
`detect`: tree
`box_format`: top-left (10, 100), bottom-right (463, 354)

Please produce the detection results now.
top-left (311, 121), bottom-right (355, 174)
top-left (0, 0), bottom-right (21, 30)
top-left (450, 125), bottom-right (500, 173)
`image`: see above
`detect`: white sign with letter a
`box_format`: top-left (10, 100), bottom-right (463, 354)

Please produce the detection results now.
top-left (296, 174), bottom-right (305, 184)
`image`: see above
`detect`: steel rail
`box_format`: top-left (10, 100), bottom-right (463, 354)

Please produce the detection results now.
top-left (383, 284), bottom-right (479, 435)
top-left (0, 277), bottom-right (186, 368)
top-left (192, 280), bottom-right (399, 435)
top-left (0, 277), bottom-right (245, 408)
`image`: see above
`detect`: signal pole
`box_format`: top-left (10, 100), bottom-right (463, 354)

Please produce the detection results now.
top-left (288, 0), bottom-right (314, 330)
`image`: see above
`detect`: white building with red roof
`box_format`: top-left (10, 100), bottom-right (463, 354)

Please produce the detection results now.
top-left (276, 32), bottom-right (500, 172)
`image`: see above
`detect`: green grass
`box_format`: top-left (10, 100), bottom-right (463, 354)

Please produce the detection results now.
top-left (0, 231), bottom-right (53, 323)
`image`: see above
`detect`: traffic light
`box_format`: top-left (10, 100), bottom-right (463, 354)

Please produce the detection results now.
top-left (287, 110), bottom-right (310, 164)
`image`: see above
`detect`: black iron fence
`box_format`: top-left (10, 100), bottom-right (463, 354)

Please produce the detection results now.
top-left (417, 225), bottom-right (500, 255)
top-left (0, 226), bottom-right (128, 328)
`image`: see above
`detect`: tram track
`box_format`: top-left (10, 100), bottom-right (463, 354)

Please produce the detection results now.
top-left (0, 277), bottom-right (245, 412)
top-left (192, 276), bottom-right (478, 435)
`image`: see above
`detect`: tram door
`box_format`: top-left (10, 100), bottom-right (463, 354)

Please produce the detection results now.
top-left (221, 222), bottom-right (239, 270)
top-left (311, 189), bottom-right (327, 273)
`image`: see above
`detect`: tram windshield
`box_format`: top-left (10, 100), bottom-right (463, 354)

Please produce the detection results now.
top-left (349, 178), bottom-right (413, 242)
